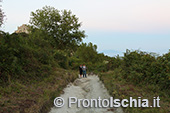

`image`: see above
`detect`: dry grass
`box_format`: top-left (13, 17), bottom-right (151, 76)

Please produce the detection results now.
top-left (99, 71), bottom-right (170, 113)
top-left (0, 68), bottom-right (78, 113)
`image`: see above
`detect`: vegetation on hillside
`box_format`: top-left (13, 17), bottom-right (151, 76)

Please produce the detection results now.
top-left (0, 68), bottom-right (78, 113)
top-left (104, 49), bottom-right (170, 91)
top-left (100, 50), bottom-right (170, 113)
top-left (0, 5), bottom-right (169, 113)
top-left (0, 6), bottom-right (108, 112)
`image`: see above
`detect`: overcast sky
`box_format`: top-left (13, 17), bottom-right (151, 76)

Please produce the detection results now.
top-left (1, 0), bottom-right (170, 56)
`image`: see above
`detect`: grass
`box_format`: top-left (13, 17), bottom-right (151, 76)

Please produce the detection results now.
top-left (0, 68), bottom-right (78, 113)
top-left (99, 70), bottom-right (170, 113)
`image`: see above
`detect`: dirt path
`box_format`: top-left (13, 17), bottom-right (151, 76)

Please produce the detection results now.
top-left (49, 75), bottom-right (123, 113)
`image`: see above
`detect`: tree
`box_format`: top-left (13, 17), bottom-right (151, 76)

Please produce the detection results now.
top-left (76, 42), bottom-right (98, 63)
top-left (29, 6), bottom-right (86, 51)
top-left (0, 0), bottom-right (5, 27)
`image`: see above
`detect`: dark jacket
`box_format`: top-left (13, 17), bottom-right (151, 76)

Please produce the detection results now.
top-left (79, 66), bottom-right (83, 74)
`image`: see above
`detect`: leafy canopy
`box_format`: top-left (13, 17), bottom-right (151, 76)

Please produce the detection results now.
top-left (76, 42), bottom-right (101, 63)
top-left (0, 0), bottom-right (5, 27)
top-left (29, 6), bottom-right (85, 50)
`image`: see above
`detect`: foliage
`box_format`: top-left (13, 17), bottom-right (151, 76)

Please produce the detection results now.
top-left (1, 4), bottom-right (169, 112)
top-left (106, 49), bottom-right (170, 92)
top-left (70, 42), bottom-right (108, 72)
top-left (0, 32), bottom-right (53, 84)
top-left (54, 50), bottom-right (69, 69)
top-left (0, 0), bottom-right (5, 28)
top-left (0, 68), bottom-right (78, 113)
top-left (99, 50), bottom-right (170, 113)
top-left (76, 42), bottom-right (98, 63)
top-left (99, 71), bottom-right (170, 113)
top-left (0, 6), bottom-right (87, 85)
top-left (0, 0), bottom-right (4, 27)
top-left (29, 6), bottom-right (85, 51)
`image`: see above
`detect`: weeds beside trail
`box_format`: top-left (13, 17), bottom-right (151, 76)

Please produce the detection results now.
top-left (99, 71), bottom-right (170, 113)
top-left (0, 68), bottom-right (78, 113)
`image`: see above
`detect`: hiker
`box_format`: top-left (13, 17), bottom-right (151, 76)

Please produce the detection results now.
top-left (79, 64), bottom-right (83, 78)
top-left (82, 64), bottom-right (87, 78)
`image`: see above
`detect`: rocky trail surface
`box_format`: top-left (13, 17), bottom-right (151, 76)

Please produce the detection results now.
top-left (49, 75), bottom-right (123, 113)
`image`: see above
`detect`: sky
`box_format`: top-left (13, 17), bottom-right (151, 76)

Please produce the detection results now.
top-left (1, 0), bottom-right (170, 56)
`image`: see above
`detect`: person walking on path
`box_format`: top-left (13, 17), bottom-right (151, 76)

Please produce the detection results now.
top-left (79, 64), bottom-right (83, 78)
top-left (82, 64), bottom-right (87, 78)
